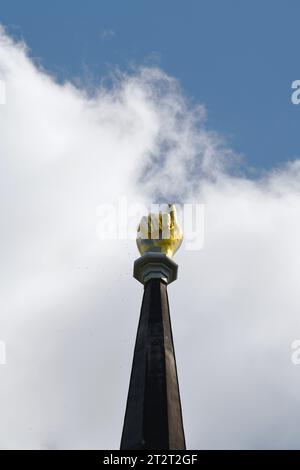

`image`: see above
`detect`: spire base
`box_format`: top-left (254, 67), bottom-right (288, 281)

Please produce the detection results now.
top-left (133, 252), bottom-right (178, 285)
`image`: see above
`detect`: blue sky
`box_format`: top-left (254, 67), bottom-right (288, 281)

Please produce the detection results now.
top-left (2, 0), bottom-right (299, 172)
top-left (1, 1), bottom-right (299, 172)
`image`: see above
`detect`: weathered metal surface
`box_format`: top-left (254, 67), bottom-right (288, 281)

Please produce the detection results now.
top-left (120, 279), bottom-right (185, 450)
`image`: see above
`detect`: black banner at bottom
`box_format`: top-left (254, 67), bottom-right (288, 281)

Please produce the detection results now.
top-left (0, 450), bottom-right (300, 465)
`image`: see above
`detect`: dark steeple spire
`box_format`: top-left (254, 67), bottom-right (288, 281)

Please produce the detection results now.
top-left (120, 277), bottom-right (185, 450)
top-left (120, 205), bottom-right (186, 450)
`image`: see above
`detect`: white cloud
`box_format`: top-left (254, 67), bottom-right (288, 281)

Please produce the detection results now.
top-left (0, 28), bottom-right (300, 449)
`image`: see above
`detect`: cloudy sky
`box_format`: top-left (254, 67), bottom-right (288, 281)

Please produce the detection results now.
top-left (1, 1), bottom-right (300, 450)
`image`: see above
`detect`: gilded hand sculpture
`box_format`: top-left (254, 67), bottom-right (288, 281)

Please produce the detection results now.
top-left (136, 204), bottom-right (183, 258)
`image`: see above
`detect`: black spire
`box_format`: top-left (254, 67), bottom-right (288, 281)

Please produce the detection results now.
top-left (120, 277), bottom-right (186, 450)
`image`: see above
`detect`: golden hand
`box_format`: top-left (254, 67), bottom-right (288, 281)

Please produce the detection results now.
top-left (136, 204), bottom-right (183, 258)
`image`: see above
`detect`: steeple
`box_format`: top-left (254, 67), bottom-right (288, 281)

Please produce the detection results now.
top-left (120, 205), bottom-right (186, 450)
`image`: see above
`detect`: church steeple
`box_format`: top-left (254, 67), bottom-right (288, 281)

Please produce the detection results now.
top-left (120, 206), bottom-right (186, 450)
